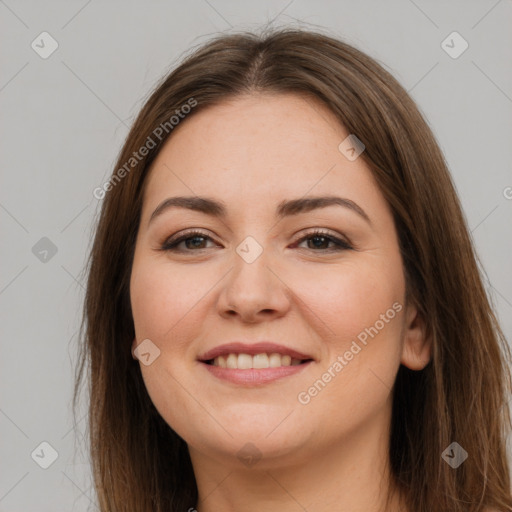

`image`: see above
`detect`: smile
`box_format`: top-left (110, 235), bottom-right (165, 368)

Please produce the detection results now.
top-left (198, 342), bottom-right (314, 385)
top-left (208, 352), bottom-right (309, 369)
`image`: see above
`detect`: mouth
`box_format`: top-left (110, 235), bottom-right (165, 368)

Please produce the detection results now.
top-left (197, 342), bottom-right (314, 385)
top-left (203, 353), bottom-right (313, 369)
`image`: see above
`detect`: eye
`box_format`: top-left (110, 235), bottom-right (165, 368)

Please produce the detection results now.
top-left (293, 229), bottom-right (353, 252)
top-left (160, 228), bottom-right (353, 254)
top-left (160, 230), bottom-right (219, 252)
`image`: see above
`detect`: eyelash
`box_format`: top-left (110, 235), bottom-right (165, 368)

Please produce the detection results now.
top-left (160, 228), bottom-right (353, 253)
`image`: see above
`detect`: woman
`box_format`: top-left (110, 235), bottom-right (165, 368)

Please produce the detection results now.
top-left (75, 28), bottom-right (512, 511)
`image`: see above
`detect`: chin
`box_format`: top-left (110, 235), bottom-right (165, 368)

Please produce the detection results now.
top-left (188, 430), bottom-right (310, 470)
top-left (177, 410), bottom-right (309, 460)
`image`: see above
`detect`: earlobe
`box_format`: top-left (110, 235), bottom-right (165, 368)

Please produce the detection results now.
top-left (400, 303), bottom-right (432, 371)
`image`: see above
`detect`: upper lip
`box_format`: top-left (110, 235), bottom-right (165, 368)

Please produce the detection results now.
top-left (198, 342), bottom-right (314, 362)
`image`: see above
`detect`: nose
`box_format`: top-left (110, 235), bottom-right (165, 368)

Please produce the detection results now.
top-left (217, 244), bottom-right (291, 323)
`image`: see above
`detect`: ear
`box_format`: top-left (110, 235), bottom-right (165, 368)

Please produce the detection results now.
top-left (400, 302), bottom-right (431, 370)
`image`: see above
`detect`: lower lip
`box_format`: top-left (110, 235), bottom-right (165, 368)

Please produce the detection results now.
top-left (200, 361), bottom-right (312, 385)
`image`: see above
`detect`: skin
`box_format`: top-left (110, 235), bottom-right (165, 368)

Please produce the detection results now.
top-left (129, 93), bottom-right (431, 512)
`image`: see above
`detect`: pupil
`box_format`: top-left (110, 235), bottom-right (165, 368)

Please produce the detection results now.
top-left (187, 236), bottom-right (205, 249)
top-left (310, 236), bottom-right (328, 249)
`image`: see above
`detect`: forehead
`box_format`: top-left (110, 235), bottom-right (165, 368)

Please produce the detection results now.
top-left (141, 93), bottom-right (385, 220)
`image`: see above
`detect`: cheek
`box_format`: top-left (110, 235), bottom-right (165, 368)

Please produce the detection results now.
top-left (130, 257), bottom-right (214, 441)
top-left (292, 256), bottom-right (405, 409)
top-left (130, 256), bottom-right (211, 343)
top-left (298, 298), bottom-right (403, 429)
top-left (294, 255), bottom-right (405, 347)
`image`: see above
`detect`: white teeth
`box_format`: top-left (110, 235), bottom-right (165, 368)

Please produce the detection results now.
top-left (269, 353), bottom-right (281, 367)
top-left (253, 353), bottom-right (269, 368)
top-left (237, 353), bottom-right (252, 369)
top-left (226, 354), bottom-right (237, 369)
top-left (211, 352), bottom-right (306, 369)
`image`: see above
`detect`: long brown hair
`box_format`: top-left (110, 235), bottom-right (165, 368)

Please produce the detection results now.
top-left (74, 27), bottom-right (512, 511)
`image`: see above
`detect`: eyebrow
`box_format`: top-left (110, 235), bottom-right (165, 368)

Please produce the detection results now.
top-left (148, 195), bottom-right (371, 226)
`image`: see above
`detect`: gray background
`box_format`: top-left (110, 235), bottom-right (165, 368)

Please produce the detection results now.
top-left (1, 0), bottom-right (511, 510)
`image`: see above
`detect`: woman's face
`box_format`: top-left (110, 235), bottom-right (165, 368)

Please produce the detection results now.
top-left (129, 93), bottom-right (428, 468)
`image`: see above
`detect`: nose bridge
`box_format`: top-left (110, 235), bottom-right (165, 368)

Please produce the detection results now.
top-left (218, 232), bottom-right (289, 319)
top-left (230, 234), bottom-right (273, 292)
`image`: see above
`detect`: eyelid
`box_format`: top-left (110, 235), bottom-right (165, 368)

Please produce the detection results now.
top-left (292, 227), bottom-right (354, 250)
top-left (160, 228), bottom-right (218, 249)
top-left (160, 226), bottom-right (354, 253)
